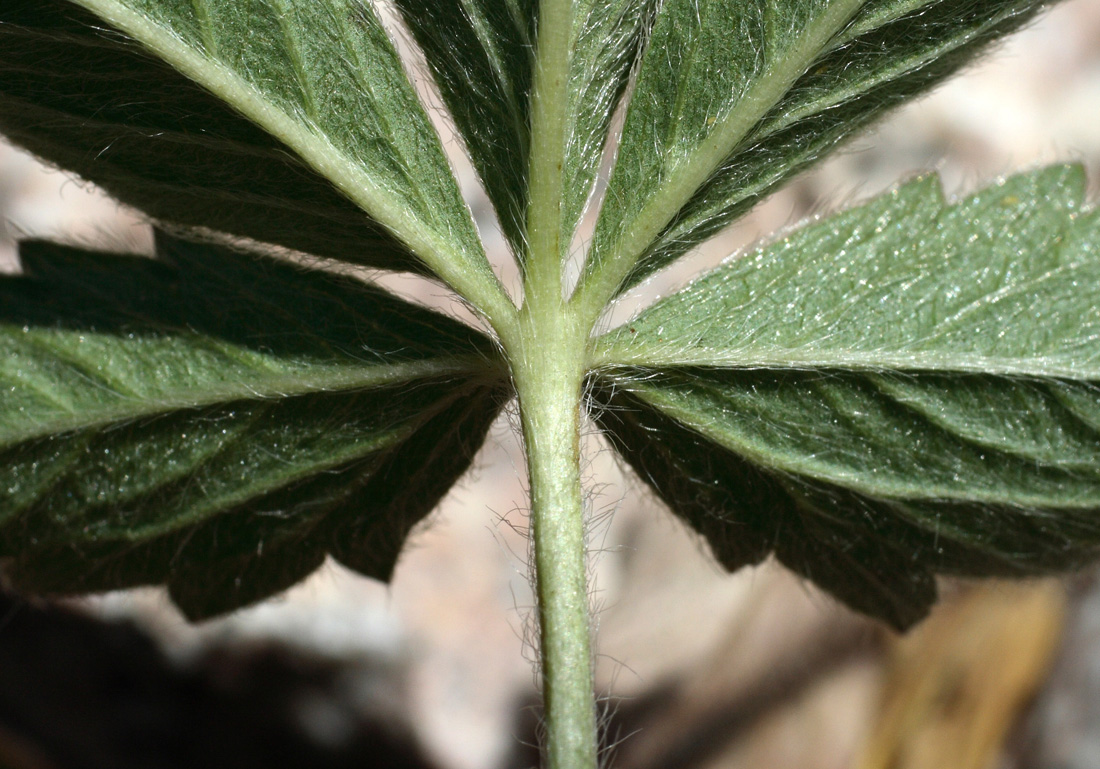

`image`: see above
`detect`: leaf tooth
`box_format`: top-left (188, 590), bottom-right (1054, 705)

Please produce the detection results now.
top-left (773, 499), bottom-right (938, 631)
top-left (593, 368), bottom-right (1100, 629)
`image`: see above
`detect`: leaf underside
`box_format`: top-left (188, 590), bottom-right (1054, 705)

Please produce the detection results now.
top-left (2, 0), bottom-right (1097, 629)
top-left (0, 0), bottom-right (425, 273)
top-left (393, 0), bottom-right (657, 263)
top-left (389, 0), bottom-right (535, 256)
top-left (0, 235), bottom-right (506, 618)
top-left (580, 0), bottom-right (1052, 300)
top-left (593, 167), bottom-right (1100, 629)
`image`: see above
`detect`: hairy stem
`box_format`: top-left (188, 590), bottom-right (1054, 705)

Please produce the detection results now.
top-left (511, 312), bottom-right (597, 769)
top-left (523, 0), bottom-right (573, 298)
top-left (512, 1), bottom-right (599, 763)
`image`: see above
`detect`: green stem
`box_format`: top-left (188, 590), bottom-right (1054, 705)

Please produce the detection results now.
top-left (511, 1), bottom-right (599, 764)
top-left (511, 316), bottom-right (597, 769)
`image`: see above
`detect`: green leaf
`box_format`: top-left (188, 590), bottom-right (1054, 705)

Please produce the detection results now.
top-left (0, 0), bottom-right (419, 274)
top-left (598, 166), bottom-right (1098, 374)
top-left (393, 0), bottom-right (655, 263)
top-left (577, 0), bottom-right (1051, 306)
top-left (0, 235), bottom-right (508, 618)
top-left (592, 166), bottom-right (1100, 629)
top-left (391, 0), bottom-right (535, 255)
top-left (2, 0), bottom-right (511, 318)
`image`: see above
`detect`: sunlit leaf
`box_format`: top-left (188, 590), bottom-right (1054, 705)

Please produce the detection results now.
top-left (593, 166), bottom-right (1100, 628)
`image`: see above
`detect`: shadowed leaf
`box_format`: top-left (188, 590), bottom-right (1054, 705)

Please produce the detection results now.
top-left (0, 235), bottom-right (508, 618)
top-left (1, 0), bottom-right (507, 308)
top-left (393, 0), bottom-right (656, 264)
top-left (0, 0), bottom-right (422, 273)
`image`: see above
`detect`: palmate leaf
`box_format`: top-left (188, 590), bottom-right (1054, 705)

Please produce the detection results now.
top-left (592, 166), bottom-right (1100, 629)
top-left (577, 0), bottom-right (1052, 305)
top-left (0, 234), bottom-right (508, 619)
top-left (392, 0), bottom-right (656, 262)
top-left (0, 0), bottom-right (508, 312)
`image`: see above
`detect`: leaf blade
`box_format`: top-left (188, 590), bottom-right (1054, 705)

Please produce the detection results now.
top-left (4, 0), bottom-right (513, 318)
top-left (577, 0), bottom-right (1052, 306)
top-left (598, 166), bottom-right (1098, 375)
top-left (2, 235), bottom-right (497, 445)
top-left (593, 374), bottom-right (1100, 630)
top-left (591, 167), bottom-right (1100, 627)
top-left (393, 0), bottom-right (656, 265)
top-left (2, 380), bottom-right (507, 619)
top-left (0, 235), bottom-right (508, 616)
top-left (0, 0), bottom-right (421, 273)
top-left (392, 0), bottom-right (535, 254)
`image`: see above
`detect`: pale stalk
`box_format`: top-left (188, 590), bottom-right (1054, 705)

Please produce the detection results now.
top-left (512, 318), bottom-right (596, 769)
top-left (515, 0), bottom-right (601, 765)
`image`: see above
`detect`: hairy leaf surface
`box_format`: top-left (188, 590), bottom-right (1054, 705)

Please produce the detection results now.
top-left (579, 0), bottom-right (1051, 302)
top-left (393, 0), bottom-right (654, 262)
top-left (598, 166), bottom-right (1098, 374)
top-left (0, 0), bottom-right (421, 274)
top-left (0, 235), bottom-right (507, 618)
top-left (391, 0), bottom-right (535, 255)
top-left (592, 166), bottom-right (1100, 628)
top-left (3, 0), bottom-right (504, 305)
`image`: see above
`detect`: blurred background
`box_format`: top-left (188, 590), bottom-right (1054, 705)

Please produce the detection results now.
top-left (1, 1), bottom-right (1100, 767)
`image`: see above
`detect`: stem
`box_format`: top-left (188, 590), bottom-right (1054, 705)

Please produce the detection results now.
top-left (512, 2), bottom-right (599, 765)
top-left (511, 316), bottom-right (597, 769)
